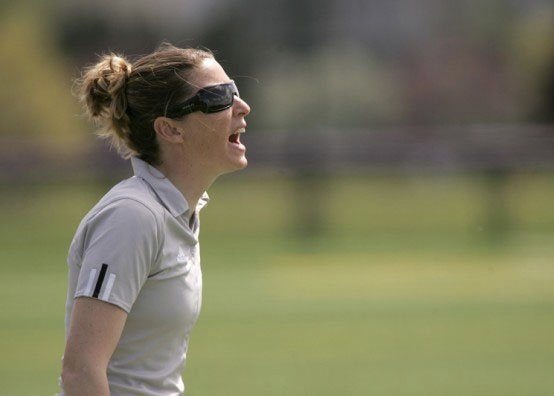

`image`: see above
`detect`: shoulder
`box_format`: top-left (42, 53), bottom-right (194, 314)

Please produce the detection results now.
top-left (88, 198), bottom-right (157, 228)
top-left (102, 177), bottom-right (164, 215)
top-left (79, 178), bottom-right (166, 242)
top-left (86, 177), bottom-right (165, 223)
top-left (68, 178), bottom-right (166, 265)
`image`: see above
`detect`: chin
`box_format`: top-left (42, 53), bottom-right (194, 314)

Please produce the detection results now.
top-left (232, 157), bottom-right (248, 172)
top-left (221, 157), bottom-right (247, 175)
top-left (237, 157), bottom-right (248, 169)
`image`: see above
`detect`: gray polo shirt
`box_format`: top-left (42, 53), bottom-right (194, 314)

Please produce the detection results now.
top-left (60, 156), bottom-right (208, 395)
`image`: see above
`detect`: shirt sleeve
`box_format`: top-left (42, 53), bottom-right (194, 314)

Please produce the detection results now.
top-left (74, 199), bottom-right (161, 312)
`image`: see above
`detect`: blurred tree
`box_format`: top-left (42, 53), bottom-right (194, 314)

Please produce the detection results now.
top-left (0, 4), bottom-right (88, 156)
top-left (535, 55), bottom-right (554, 122)
top-left (510, 3), bottom-right (554, 122)
top-left (285, 129), bottom-right (330, 245)
top-left (481, 168), bottom-right (511, 247)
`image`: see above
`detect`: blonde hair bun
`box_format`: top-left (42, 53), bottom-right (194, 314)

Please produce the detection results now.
top-left (78, 54), bottom-right (133, 153)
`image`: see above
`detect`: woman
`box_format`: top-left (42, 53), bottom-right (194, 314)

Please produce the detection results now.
top-left (60, 43), bottom-right (251, 395)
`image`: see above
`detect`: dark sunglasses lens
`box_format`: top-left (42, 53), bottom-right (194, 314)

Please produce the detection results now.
top-left (199, 83), bottom-right (236, 113)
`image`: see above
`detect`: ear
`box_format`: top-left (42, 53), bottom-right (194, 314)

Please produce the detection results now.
top-left (153, 117), bottom-right (184, 144)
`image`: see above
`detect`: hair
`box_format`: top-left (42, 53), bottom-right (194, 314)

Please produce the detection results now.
top-left (77, 43), bottom-right (214, 165)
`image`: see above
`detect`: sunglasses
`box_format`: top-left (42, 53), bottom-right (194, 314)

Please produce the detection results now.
top-left (178, 81), bottom-right (239, 116)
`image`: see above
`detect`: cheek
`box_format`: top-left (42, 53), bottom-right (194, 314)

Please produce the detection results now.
top-left (209, 115), bottom-right (232, 142)
top-left (193, 113), bottom-right (232, 152)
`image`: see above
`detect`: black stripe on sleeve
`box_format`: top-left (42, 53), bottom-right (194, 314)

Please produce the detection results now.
top-left (92, 264), bottom-right (108, 298)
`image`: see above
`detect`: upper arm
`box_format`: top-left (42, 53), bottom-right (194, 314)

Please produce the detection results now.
top-left (74, 199), bottom-right (161, 312)
top-left (62, 297), bottom-right (127, 381)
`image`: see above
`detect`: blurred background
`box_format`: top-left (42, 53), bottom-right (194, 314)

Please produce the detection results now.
top-left (1, 0), bottom-right (554, 395)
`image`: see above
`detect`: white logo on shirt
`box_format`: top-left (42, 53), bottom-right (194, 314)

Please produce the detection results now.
top-left (177, 247), bottom-right (187, 263)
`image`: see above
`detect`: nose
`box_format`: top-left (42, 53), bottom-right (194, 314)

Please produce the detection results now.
top-left (233, 96), bottom-right (251, 117)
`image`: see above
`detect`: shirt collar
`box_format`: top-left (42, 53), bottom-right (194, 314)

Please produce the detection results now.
top-left (131, 156), bottom-right (209, 217)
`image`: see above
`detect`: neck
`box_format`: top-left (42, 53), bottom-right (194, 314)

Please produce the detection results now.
top-left (155, 157), bottom-right (216, 220)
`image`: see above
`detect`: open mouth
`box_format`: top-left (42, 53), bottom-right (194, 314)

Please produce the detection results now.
top-left (228, 133), bottom-right (240, 144)
top-left (228, 127), bottom-right (246, 147)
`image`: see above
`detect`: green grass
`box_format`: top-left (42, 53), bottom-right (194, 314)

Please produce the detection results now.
top-left (1, 172), bottom-right (554, 395)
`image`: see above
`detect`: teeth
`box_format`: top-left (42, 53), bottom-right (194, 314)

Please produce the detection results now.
top-left (235, 128), bottom-right (246, 134)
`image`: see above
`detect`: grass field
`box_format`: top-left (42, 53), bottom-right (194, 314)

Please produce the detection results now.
top-left (1, 172), bottom-right (554, 395)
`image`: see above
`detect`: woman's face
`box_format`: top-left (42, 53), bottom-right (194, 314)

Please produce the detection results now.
top-left (175, 58), bottom-right (251, 176)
